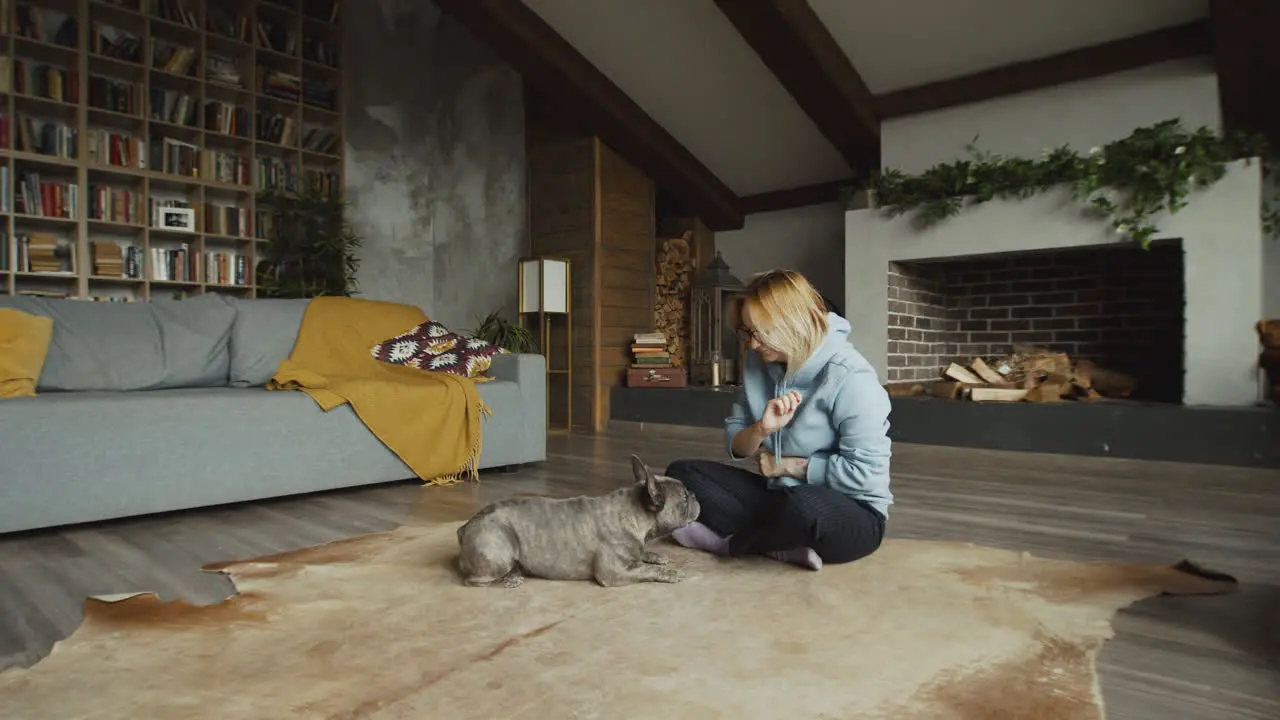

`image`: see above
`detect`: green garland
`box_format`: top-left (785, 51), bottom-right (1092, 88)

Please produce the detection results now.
top-left (843, 119), bottom-right (1273, 248)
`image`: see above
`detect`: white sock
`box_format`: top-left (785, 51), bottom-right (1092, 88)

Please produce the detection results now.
top-left (766, 547), bottom-right (823, 571)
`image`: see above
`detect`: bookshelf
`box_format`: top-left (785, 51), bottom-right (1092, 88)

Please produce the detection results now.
top-left (0, 0), bottom-right (344, 302)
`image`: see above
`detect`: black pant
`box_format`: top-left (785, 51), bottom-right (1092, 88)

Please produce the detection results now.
top-left (665, 459), bottom-right (886, 564)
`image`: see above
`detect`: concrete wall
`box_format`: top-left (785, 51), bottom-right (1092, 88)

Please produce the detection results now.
top-left (715, 202), bottom-right (846, 307)
top-left (342, 0), bottom-right (526, 331)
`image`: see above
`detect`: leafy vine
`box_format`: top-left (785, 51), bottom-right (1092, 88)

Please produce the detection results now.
top-left (843, 119), bottom-right (1275, 248)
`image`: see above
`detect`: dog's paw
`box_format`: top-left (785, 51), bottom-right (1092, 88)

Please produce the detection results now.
top-left (656, 568), bottom-right (684, 583)
top-left (642, 551), bottom-right (671, 565)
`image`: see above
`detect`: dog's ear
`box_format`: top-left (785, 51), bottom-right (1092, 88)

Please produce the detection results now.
top-left (630, 454), bottom-right (665, 513)
top-left (629, 454), bottom-right (647, 484)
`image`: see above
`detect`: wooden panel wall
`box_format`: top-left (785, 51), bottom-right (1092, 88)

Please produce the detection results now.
top-left (596, 143), bottom-right (656, 423)
top-left (525, 83), bottom-right (656, 432)
top-left (526, 137), bottom-right (594, 430)
top-left (525, 84), bottom-right (596, 430)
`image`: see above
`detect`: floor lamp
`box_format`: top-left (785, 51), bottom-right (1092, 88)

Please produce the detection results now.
top-left (518, 256), bottom-right (572, 433)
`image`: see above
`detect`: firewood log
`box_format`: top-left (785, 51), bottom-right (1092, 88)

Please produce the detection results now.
top-left (1088, 366), bottom-right (1136, 398)
top-left (653, 234), bottom-right (695, 366)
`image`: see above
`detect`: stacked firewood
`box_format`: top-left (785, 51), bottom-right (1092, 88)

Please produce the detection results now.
top-left (654, 231), bottom-right (694, 367)
top-left (886, 344), bottom-right (1137, 403)
top-left (1259, 319), bottom-right (1280, 405)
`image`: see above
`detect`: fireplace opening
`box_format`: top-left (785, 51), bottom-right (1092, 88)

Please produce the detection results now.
top-left (886, 241), bottom-right (1185, 404)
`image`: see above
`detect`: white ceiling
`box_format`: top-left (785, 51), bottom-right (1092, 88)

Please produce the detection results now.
top-left (520, 0), bottom-right (1211, 196)
top-left (522, 0), bottom-right (851, 196)
top-left (809, 0), bottom-right (1209, 93)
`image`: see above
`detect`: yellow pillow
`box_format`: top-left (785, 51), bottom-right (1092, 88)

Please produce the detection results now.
top-left (0, 307), bottom-right (55, 399)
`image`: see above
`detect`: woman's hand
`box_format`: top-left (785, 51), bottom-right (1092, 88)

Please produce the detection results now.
top-left (758, 452), bottom-right (778, 477)
top-left (779, 456), bottom-right (809, 478)
top-left (758, 390), bottom-right (802, 434)
top-left (757, 453), bottom-right (809, 479)
top-left (733, 391), bottom-right (803, 461)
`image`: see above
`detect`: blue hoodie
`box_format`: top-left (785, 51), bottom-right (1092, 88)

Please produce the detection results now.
top-left (725, 312), bottom-right (894, 517)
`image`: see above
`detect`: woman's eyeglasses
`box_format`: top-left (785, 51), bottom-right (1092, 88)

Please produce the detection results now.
top-left (735, 326), bottom-right (767, 346)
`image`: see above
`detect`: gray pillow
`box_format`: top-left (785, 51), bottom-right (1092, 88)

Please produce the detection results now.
top-left (224, 297), bottom-right (311, 387)
top-left (0, 293), bottom-right (237, 391)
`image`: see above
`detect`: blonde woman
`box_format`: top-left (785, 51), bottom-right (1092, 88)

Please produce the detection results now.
top-left (665, 269), bottom-right (892, 570)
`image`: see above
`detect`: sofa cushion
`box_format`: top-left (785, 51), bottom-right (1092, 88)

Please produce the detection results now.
top-left (0, 307), bottom-right (54, 398)
top-left (225, 297), bottom-right (311, 387)
top-left (0, 294), bottom-right (237, 391)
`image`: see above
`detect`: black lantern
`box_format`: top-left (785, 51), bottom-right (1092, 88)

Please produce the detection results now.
top-left (689, 251), bottom-right (745, 386)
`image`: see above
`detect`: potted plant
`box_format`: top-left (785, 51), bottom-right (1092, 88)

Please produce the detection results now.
top-left (466, 310), bottom-right (538, 353)
top-left (255, 188), bottom-right (362, 298)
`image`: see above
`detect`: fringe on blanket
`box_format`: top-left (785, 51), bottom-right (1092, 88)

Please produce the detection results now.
top-left (429, 400), bottom-right (493, 486)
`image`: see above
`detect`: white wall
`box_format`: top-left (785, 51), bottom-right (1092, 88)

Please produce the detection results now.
top-left (848, 59), bottom-right (1273, 407)
top-left (846, 161), bottom-right (1264, 407)
top-left (707, 50), bottom-right (1227, 336)
top-left (716, 202), bottom-right (846, 308)
top-left (881, 58), bottom-right (1221, 174)
top-left (1264, 170), bottom-right (1280, 320)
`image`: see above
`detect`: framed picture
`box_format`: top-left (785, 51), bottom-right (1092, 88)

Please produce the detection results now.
top-left (159, 207), bottom-right (196, 233)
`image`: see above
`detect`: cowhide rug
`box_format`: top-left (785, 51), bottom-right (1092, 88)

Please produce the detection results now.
top-left (0, 522), bottom-right (1235, 719)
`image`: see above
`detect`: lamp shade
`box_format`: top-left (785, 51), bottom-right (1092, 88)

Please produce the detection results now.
top-left (518, 257), bottom-right (569, 314)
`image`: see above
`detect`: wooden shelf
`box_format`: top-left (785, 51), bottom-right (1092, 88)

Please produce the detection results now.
top-left (0, 0), bottom-right (345, 301)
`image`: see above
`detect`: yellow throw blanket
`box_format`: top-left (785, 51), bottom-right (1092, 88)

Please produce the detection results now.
top-left (267, 296), bottom-right (490, 485)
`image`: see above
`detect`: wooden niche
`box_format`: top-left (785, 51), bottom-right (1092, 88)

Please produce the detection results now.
top-left (525, 84), bottom-right (655, 432)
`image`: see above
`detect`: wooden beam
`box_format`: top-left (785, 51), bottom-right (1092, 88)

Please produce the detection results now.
top-left (714, 0), bottom-right (880, 173)
top-left (739, 179), bottom-right (849, 215)
top-left (875, 21), bottom-right (1212, 119)
top-left (432, 0), bottom-right (744, 231)
top-left (1209, 0), bottom-right (1280, 149)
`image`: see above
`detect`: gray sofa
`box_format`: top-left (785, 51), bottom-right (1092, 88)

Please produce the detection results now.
top-left (0, 294), bottom-right (546, 535)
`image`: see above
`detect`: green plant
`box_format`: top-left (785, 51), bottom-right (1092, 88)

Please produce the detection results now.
top-left (255, 188), bottom-right (362, 297)
top-left (466, 310), bottom-right (538, 353)
top-left (844, 118), bottom-right (1273, 248)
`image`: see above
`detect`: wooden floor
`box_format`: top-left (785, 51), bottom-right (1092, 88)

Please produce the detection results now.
top-left (2, 421), bottom-right (1277, 718)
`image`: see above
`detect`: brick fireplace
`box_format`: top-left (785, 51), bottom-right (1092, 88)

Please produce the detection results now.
top-left (886, 242), bottom-right (1184, 402)
top-left (844, 159), bottom-right (1268, 407)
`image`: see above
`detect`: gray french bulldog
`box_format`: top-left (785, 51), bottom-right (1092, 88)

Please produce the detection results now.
top-left (455, 454), bottom-right (702, 588)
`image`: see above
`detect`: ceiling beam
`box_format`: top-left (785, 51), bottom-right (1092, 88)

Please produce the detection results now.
top-left (875, 20), bottom-right (1212, 119)
top-left (432, 0), bottom-right (744, 231)
top-left (739, 179), bottom-right (849, 216)
top-left (1209, 0), bottom-right (1280, 149)
top-left (714, 0), bottom-right (880, 174)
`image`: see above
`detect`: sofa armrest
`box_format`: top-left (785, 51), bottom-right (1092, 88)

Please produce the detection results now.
top-left (486, 353), bottom-right (547, 463)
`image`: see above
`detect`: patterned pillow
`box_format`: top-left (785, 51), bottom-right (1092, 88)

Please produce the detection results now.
top-left (371, 321), bottom-right (508, 379)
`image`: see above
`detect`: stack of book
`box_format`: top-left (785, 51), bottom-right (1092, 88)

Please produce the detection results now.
top-left (19, 234), bottom-right (66, 273)
top-left (92, 240), bottom-right (123, 277)
top-left (631, 332), bottom-right (670, 368)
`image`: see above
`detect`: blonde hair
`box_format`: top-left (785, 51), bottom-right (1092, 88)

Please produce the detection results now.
top-left (733, 269), bottom-right (829, 376)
